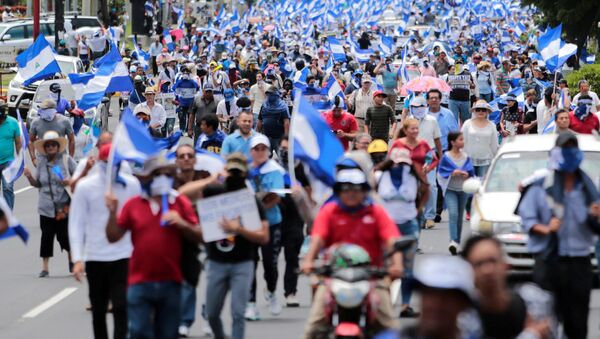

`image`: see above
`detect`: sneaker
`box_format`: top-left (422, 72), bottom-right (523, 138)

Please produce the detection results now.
top-left (202, 324), bottom-right (213, 336)
top-left (244, 302), bottom-right (260, 321)
top-left (449, 241), bottom-right (459, 256)
top-left (178, 325), bottom-right (190, 337)
top-left (39, 270), bottom-right (49, 278)
top-left (434, 214), bottom-right (442, 223)
top-left (286, 294), bottom-right (300, 307)
top-left (425, 220), bottom-right (435, 229)
top-left (265, 291), bottom-right (282, 315)
top-left (399, 306), bottom-right (420, 318)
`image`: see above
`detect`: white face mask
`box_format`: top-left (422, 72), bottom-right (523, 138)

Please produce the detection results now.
top-left (50, 92), bottom-right (60, 101)
top-left (411, 106), bottom-right (427, 119)
top-left (39, 108), bottom-right (56, 121)
top-left (181, 74), bottom-right (190, 80)
top-left (150, 175), bottom-right (174, 196)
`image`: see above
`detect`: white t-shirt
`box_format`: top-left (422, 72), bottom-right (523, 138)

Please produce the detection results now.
top-left (461, 119), bottom-right (499, 166)
top-left (249, 83), bottom-right (267, 114)
top-left (417, 115), bottom-right (441, 149)
top-left (572, 91), bottom-right (600, 113)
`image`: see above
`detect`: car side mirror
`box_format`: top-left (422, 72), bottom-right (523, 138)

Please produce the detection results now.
top-left (1, 34), bottom-right (11, 41)
top-left (19, 98), bottom-right (30, 107)
top-left (462, 177), bottom-right (482, 194)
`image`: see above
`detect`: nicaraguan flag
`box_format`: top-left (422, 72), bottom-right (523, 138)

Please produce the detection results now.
top-left (173, 5), bottom-right (185, 29)
top-left (538, 24), bottom-right (562, 70)
top-left (2, 113), bottom-right (28, 183)
top-left (321, 76), bottom-right (346, 106)
top-left (293, 67), bottom-right (310, 90)
top-left (0, 195), bottom-right (28, 243)
top-left (542, 119), bottom-right (556, 134)
top-left (229, 10), bottom-right (241, 33)
top-left (132, 36), bottom-right (150, 70)
top-left (163, 29), bottom-right (175, 52)
top-left (437, 154), bottom-right (475, 196)
top-left (144, 0), bottom-right (154, 16)
top-left (154, 131), bottom-right (182, 160)
top-left (327, 36), bottom-right (347, 62)
top-left (291, 92), bottom-right (344, 186)
top-left (194, 149), bottom-right (225, 175)
top-left (16, 35), bottom-right (61, 86)
top-left (111, 108), bottom-right (160, 165)
top-left (379, 36), bottom-right (394, 56)
top-left (93, 42), bottom-right (134, 93)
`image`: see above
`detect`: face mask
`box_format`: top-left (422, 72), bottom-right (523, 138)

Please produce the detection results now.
top-left (278, 148), bottom-right (288, 167)
top-left (524, 72), bottom-right (532, 79)
top-left (39, 108), bottom-right (56, 121)
top-left (181, 74), bottom-right (190, 80)
top-left (455, 65), bottom-right (463, 74)
top-left (225, 173), bottom-right (247, 191)
top-left (412, 106), bottom-right (427, 119)
top-left (150, 175), bottom-right (174, 196)
top-left (575, 101), bottom-right (592, 120)
top-left (258, 80), bottom-right (265, 85)
top-left (559, 147), bottom-right (583, 173)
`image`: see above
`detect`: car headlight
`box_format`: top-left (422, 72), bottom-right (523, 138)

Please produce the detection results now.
top-left (330, 279), bottom-right (370, 308)
top-left (9, 79), bottom-right (21, 89)
top-left (492, 222), bottom-right (522, 235)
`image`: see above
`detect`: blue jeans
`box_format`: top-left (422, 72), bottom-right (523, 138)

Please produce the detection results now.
top-left (180, 281), bottom-right (196, 327)
top-left (127, 281), bottom-right (182, 339)
top-left (205, 260), bottom-right (254, 339)
top-left (449, 99), bottom-right (471, 125)
top-left (424, 169), bottom-right (437, 221)
top-left (446, 190), bottom-right (468, 243)
top-left (397, 219), bottom-right (419, 306)
top-left (596, 240), bottom-right (600, 282)
top-left (163, 117), bottom-right (176, 136)
top-left (0, 162), bottom-right (14, 210)
top-left (479, 92), bottom-right (493, 102)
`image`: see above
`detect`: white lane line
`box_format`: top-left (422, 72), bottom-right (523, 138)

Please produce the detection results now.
top-left (15, 186), bottom-right (33, 194)
top-left (22, 287), bottom-right (78, 319)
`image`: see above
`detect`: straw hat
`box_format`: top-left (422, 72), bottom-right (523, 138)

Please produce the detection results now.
top-left (470, 100), bottom-right (493, 112)
top-left (34, 131), bottom-right (68, 155)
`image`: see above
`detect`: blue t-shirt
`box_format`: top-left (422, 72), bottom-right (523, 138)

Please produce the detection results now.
top-left (0, 116), bottom-right (20, 165)
top-left (249, 160), bottom-right (284, 226)
top-left (56, 98), bottom-right (71, 115)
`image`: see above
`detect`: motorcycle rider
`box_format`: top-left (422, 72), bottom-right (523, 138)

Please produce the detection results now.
top-left (301, 151), bottom-right (402, 338)
top-left (173, 65), bottom-right (200, 137)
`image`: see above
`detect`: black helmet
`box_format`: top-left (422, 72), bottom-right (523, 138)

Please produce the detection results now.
top-left (49, 83), bottom-right (61, 93)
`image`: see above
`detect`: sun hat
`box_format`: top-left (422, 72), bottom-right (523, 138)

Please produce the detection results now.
top-left (470, 100), bottom-right (493, 112)
top-left (389, 147), bottom-right (412, 165)
top-left (34, 130), bottom-right (68, 155)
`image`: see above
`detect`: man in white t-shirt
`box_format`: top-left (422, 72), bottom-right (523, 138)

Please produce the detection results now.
top-left (572, 80), bottom-right (600, 114)
top-left (249, 73), bottom-right (267, 125)
top-left (410, 95), bottom-right (442, 229)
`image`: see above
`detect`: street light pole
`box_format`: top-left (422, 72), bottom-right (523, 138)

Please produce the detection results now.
top-left (33, 0), bottom-right (40, 40)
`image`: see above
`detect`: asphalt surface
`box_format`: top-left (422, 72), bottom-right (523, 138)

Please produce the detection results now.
top-left (1, 101), bottom-right (599, 338)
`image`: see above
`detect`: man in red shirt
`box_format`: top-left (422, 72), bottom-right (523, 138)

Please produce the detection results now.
top-left (569, 95), bottom-right (600, 134)
top-left (301, 153), bottom-right (402, 337)
top-left (106, 152), bottom-right (202, 339)
top-left (322, 96), bottom-right (359, 150)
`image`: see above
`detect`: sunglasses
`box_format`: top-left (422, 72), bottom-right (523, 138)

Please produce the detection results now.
top-left (338, 183), bottom-right (365, 192)
top-left (44, 142), bottom-right (59, 148)
top-left (474, 108), bottom-right (489, 112)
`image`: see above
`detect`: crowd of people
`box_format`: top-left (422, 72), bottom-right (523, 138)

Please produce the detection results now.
top-left (2, 0), bottom-right (600, 338)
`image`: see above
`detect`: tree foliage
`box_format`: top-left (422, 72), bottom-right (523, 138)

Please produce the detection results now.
top-left (566, 64), bottom-right (600, 96)
top-left (523, 0), bottom-right (600, 53)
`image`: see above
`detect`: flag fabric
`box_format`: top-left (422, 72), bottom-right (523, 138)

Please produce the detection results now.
top-left (111, 108), bottom-right (160, 165)
top-left (291, 93), bottom-right (344, 186)
top-left (379, 36), bottom-right (394, 56)
top-left (293, 67), bottom-right (310, 90)
top-left (153, 131), bottom-right (182, 159)
top-left (15, 35), bottom-right (61, 86)
top-left (2, 113), bottom-right (28, 183)
top-left (132, 36), bottom-right (150, 69)
top-left (0, 195), bottom-right (28, 243)
top-left (437, 155), bottom-right (475, 196)
top-left (538, 24), bottom-right (562, 70)
top-left (92, 42), bottom-right (134, 93)
top-left (327, 36), bottom-right (347, 62)
top-left (163, 29), bottom-right (175, 52)
top-left (541, 119), bottom-right (556, 134)
top-left (194, 149), bottom-right (225, 175)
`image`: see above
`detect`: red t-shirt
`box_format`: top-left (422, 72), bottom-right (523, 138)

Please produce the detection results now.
top-left (117, 194), bottom-right (199, 285)
top-left (569, 112), bottom-right (600, 135)
top-left (322, 110), bottom-right (359, 150)
top-left (389, 139), bottom-right (439, 171)
top-left (311, 201), bottom-right (400, 266)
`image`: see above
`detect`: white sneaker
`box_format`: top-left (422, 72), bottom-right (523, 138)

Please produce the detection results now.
top-left (178, 325), bottom-right (190, 337)
top-left (286, 294), bottom-right (300, 307)
top-left (266, 292), bottom-right (282, 315)
top-left (202, 324), bottom-right (213, 336)
top-left (244, 302), bottom-right (260, 321)
top-left (449, 241), bottom-right (459, 256)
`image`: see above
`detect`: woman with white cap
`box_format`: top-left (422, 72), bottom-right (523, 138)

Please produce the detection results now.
top-left (23, 131), bottom-right (77, 278)
top-left (461, 100), bottom-right (498, 179)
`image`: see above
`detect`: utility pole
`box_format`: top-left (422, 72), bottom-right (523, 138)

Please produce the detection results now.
top-left (54, 0), bottom-right (65, 49)
top-left (33, 0), bottom-right (40, 40)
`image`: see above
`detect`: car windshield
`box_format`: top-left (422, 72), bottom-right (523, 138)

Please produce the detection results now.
top-left (57, 60), bottom-right (75, 74)
top-left (485, 151), bottom-right (600, 192)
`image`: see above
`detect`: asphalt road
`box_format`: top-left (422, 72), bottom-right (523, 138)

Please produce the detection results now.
top-left (0, 102), bottom-right (599, 338)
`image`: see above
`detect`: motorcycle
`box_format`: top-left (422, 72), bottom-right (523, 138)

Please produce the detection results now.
top-left (310, 236), bottom-right (416, 339)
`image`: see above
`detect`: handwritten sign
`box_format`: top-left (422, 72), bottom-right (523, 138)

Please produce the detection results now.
top-left (197, 188), bottom-right (262, 242)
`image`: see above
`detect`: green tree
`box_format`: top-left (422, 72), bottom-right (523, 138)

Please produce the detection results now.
top-left (523, 0), bottom-right (600, 55)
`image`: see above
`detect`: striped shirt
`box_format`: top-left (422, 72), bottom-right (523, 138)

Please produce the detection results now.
top-left (352, 89), bottom-right (375, 119)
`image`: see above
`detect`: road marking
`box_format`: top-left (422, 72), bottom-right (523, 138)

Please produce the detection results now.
top-left (15, 186), bottom-right (33, 194)
top-left (22, 287), bottom-right (78, 319)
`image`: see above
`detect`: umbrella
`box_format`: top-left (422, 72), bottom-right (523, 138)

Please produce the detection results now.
top-left (400, 76), bottom-right (452, 96)
top-left (263, 24), bottom-right (275, 32)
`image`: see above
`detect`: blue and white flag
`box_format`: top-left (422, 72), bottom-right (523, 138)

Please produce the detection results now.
top-left (163, 29), bottom-right (175, 52)
top-left (194, 149), bottom-right (225, 175)
top-left (132, 36), bottom-right (150, 69)
top-left (291, 93), bottom-right (344, 186)
top-left (228, 10), bottom-right (241, 33)
top-left (111, 108), bottom-right (160, 165)
top-left (153, 131), bottom-right (182, 160)
top-left (327, 36), bottom-right (347, 62)
top-left (173, 5), bottom-right (185, 29)
top-left (541, 118), bottom-right (556, 134)
top-left (538, 24), bottom-right (562, 71)
top-left (293, 67), bottom-right (310, 90)
top-left (437, 154), bottom-right (475, 195)
top-left (16, 35), bottom-right (61, 86)
top-left (379, 36), bottom-right (394, 56)
top-left (0, 195), bottom-right (28, 243)
top-left (2, 113), bottom-right (28, 183)
top-left (321, 75), bottom-right (346, 103)
top-left (144, 0), bottom-right (154, 16)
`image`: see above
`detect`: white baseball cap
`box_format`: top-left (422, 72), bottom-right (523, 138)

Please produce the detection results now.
top-left (414, 256), bottom-right (477, 303)
top-left (250, 134), bottom-right (271, 149)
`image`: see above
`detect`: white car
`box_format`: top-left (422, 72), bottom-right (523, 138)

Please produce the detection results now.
top-left (8, 55), bottom-right (84, 119)
top-left (463, 134), bottom-right (600, 279)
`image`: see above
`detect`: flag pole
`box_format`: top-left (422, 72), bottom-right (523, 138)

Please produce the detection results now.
top-left (287, 90), bottom-right (301, 185)
top-left (550, 70), bottom-right (559, 108)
